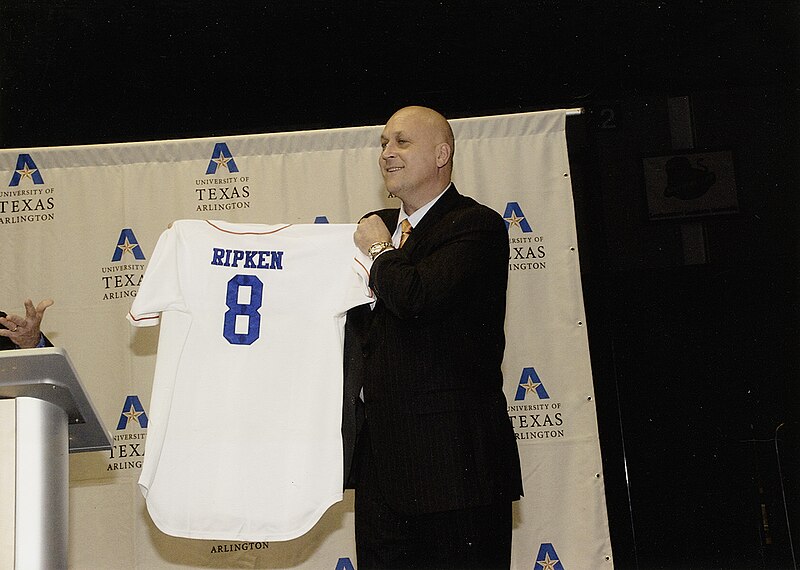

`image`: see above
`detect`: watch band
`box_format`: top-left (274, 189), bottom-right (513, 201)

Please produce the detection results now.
top-left (368, 241), bottom-right (395, 260)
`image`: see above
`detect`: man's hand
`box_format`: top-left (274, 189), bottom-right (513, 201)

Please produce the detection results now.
top-left (0, 298), bottom-right (54, 348)
top-left (354, 215), bottom-right (392, 256)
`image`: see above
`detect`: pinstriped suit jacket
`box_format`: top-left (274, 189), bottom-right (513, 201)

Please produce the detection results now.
top-left (343, 185), bottom-right (523, 514)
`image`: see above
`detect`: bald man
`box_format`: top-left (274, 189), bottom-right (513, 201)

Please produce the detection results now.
top-left (344, 107), bottom-right (523, 569)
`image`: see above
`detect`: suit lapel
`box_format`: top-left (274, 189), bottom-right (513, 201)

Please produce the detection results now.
top-left (398, 184), bottom-right (461, 256)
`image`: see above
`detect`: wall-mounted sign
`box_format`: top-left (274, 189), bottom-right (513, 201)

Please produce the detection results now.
top-left (642, 150), bottom-right (738, 220)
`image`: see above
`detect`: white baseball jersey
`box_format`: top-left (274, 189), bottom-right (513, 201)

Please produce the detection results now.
top-left (127, 219), bottom-right (373, 541)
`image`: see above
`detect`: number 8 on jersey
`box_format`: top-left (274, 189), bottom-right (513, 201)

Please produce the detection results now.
top-left (223, 274), bottom-right (263, 345)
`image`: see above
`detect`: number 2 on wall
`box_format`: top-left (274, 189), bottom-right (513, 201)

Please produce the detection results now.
top-left (223, 274), bottom-right (263, 345)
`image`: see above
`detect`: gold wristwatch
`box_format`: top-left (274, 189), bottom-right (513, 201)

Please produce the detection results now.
top-left (367, 241), bottom-right (395, 260)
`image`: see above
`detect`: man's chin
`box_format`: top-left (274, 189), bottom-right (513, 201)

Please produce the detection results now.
top-left (385, 185), bottom-right (404, 198)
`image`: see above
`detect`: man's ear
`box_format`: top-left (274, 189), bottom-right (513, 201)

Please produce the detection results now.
top-left (436, 142), bottom-right (452, 168)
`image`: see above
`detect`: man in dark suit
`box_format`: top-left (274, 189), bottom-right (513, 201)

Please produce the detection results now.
top-left (345, 106), bottom-right (523, 569)
top-left (0, 299), bottom-right (53, 350)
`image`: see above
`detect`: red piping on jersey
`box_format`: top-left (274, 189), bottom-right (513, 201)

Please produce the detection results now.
top-left (205, 220), bottom-right (293, 235)
top-left (128, 312), bottom-right (160, 323)
top-left (353, 257), bottom-right (375, 299)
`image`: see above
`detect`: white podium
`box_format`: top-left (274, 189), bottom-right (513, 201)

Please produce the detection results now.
top-left (0, 347), bottom-right (111, 570)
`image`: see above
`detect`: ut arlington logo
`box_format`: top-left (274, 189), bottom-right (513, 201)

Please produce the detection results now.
top-left (117, 395), bottom-right (149, 429)
top-left (334, 558), bottom-right (355, 570)
top-left (206, 142), bottom-right (239, 175)
top-left (535, 543), bottom-right (565, 570)
top-left (515, 366), bottom-right (550, 401)
top-left (101, 229), bottom-right (146, 301)
top-left (8, 154), bottom-right (44, 186)
top-left (112, 228), bottom-right (146, 262)
top-left (502, 201), bottom-right (532, 232)
top-left (109, 396), bottom-right (148, 471)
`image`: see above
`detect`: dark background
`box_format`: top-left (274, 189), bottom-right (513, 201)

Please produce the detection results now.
top-left (2, 2), bottom-right (798, 568)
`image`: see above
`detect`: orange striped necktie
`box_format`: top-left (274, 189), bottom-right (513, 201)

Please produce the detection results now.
top-left (399, 219), bottom-right (412, 248)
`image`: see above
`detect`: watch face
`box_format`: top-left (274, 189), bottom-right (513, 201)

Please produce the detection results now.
top-left (369, 242), bottom-right (389, 259)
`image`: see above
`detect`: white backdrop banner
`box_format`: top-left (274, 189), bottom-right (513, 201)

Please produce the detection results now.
top-left (0, 110), bottom-right (613, 569)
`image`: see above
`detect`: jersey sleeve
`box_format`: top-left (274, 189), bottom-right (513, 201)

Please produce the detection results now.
top-left (353, 249), bottom-right (374, 301)
top-left (127, 224), bottom-right (186, 327)
top-left (334, 237), bottom-right (374, 314)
